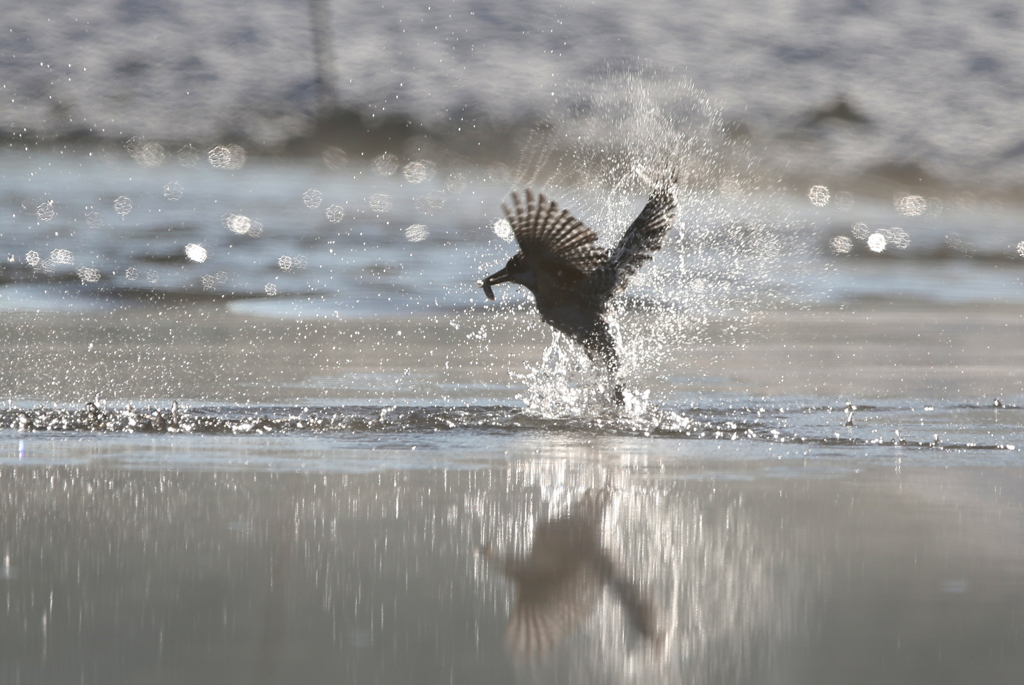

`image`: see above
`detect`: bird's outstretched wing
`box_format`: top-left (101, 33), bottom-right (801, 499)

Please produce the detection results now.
top-left (592, 185), bottom-right (677, 297)
top-left (504, 190), bottom-right (608, 288)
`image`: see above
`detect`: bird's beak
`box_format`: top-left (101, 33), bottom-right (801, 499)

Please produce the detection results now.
top-left (479, 267), bottom-right (510, 300)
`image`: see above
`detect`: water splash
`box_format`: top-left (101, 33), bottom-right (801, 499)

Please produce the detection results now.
top-left (495, 64), bottom-right (804, 418)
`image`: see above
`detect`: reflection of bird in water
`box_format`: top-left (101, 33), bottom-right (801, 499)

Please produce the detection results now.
top-left (480, 492), bottom-right (662, 658)
top-left (480, 184), bottom-right (678, 403)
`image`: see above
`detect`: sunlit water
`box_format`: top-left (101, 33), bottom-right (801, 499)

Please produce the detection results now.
top-left (3, 73), bottom-right (1024, 684)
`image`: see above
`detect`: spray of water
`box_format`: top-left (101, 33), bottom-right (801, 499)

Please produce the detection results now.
top-left (497, 64), bottom-right (803, 417)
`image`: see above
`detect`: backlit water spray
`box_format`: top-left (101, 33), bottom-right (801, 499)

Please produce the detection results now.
top-left (479, 65), bottom-right (806, 419)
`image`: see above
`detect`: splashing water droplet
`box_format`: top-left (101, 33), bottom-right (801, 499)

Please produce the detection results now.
top-left (163, 181), bottom-right (183, 201)
top-left (493, 218), bottom-right (513, 242)
top-left (405, 224), bottom-right (429, 242)
top-left (808, 185), bottom-right (830, 207)
top-left (303, 189), bottom-right (323, 209)
top-left (867, 232), bottom-right (887, 252)
top-left (325, 204), bottom-right (345, 223)
top-left (114, 196), bottom-right (132, 216)
top-left (185, 243), bottom-right (208, 263)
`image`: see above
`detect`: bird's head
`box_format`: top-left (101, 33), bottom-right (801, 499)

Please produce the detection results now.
top-left (480, 253), bottom-right (535, 300)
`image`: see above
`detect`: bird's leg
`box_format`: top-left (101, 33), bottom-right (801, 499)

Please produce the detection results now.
top-left (582, 326), bottom-right (625, 407)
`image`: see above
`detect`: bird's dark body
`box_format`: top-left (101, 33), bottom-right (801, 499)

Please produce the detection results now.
top-left (481, 186), bottom-right (678, 389)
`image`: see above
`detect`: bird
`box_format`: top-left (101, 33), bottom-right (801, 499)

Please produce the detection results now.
top-left (478, 491), bottom-right (663, 658)
top-left (480, 184), bottom-right (678, 402)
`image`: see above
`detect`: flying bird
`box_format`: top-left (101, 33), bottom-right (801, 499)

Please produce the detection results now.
top-left (480, 185), bottom-right (678, 402)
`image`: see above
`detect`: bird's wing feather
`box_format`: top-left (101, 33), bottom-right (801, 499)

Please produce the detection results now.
top-left (592, 186), bottom-right (677, 297)
top-left (504, 190), bottom-right (608, 286)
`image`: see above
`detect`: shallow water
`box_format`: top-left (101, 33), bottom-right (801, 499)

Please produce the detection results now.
top-left (2, 139), bottom-right (1024, 682)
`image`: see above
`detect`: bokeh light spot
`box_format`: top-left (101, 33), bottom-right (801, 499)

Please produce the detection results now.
top-left (326, 204), bottom-right (346, 223)
top-left (896, 195), bottom-right (927, 216)
top-left (369, 193), bottom-right (392, 213)
top-left (405, 224), bottom-right (429, 242)
top-left (163, 181), bottom-right (184, 201)
top-left (403, 161), bottom-right (434, 183)
top-left (867, 233), bottom-right (887, 252)
top-left (303, 189), bottom-right (323, 209)
top-left (808, 185), bottom-right (830, 207)
top-left (36, 201), bottom-right (55, 222)
top-left (830, 236), bottom-right (853, 254)
top-left (185, 243), bottom-right (208, 263)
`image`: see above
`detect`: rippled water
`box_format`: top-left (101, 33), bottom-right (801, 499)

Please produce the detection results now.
top-left (3, 68), bottom-right (1024, 683)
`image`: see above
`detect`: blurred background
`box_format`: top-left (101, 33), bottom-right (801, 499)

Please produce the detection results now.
top-left (4, 0), bottom-right (1024, 198)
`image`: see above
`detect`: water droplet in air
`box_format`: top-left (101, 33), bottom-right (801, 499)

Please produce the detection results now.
top-left (808, 185), bottom-right (830, 207)
top-left (85, 210), bottom-right (103, 228)
top-left (278, 255), bottom-right (294, 271)
top-left (850, 222), bottom-right (870, 239)
top-left (303, 189), bottom-right (323, 209)
top-left (185, 243), bottom-right (208, 263)
top-left (25, 251), bottom-right (41, 267)
top-left (1017, 241), bottom-right (1024, 257)
top-left (264, 283), bottom-right (278, 296)
top-left (326, 204), bottom-right (345, 223)
top-left (125, 267), bottom-right (139, 281)
top-left (493, 218), bottom-right (513, 242)
top-left (114, 196), bottom-right (132, 216)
